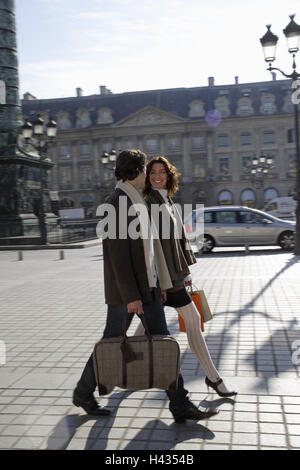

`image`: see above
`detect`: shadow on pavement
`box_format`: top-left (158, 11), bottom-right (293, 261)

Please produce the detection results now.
top-left (167, 253), bottom-right (300, 393)
top-left (122, 419), bottom-right (215, 451)
top-left (46, 390), bottom-right (132, 450)
top-left (46, 391), bottom-right (218, 450)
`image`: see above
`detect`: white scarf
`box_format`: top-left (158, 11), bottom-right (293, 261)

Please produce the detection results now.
top-left (116, 181), bottom-right (173, 291)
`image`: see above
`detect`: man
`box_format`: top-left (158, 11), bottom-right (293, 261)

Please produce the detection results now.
top-left (73, 149), bottom-right (217, 423)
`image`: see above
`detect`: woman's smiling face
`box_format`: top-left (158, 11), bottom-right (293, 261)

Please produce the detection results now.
top-left (149, 162), bottom-right (168, 190)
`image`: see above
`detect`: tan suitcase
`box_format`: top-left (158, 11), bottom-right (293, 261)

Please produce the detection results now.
top-left (93, 314), bottom-right (181, 395)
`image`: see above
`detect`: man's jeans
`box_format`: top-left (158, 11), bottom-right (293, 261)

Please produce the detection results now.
top-left (75, 298), bottom-right (189, 416)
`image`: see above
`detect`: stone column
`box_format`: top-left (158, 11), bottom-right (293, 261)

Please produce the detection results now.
top-left (0, 0), bottom-right (23, 149)
top-left (72, 141), bottom-right (79, 191)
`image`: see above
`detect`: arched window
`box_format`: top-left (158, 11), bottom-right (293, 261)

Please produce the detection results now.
top-left (260, 94), bottom-right (276, 114)
top-left (264, 188), bottom-right (279, 203)
top-left (218, 190), bottom-right (233, 205)
top-left (236, 98), bottom-right (253, 116)
top-left (60, 198), bottom-right (74, 209)
top-left (57, 112), bottom-right (71, 130)
top-left (241, 189), bottom-right (255, 208)
top-left (215, 97), bottom-right (230, 118)
top-left (76, 109), bottom-right (91, 129)
top-left (97, 107), bottom-right (113, 124)
top-left (188, 100), bottom-right (205, 118)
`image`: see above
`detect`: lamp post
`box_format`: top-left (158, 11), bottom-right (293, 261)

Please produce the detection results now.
top-left (21, 114), bottom-right (57, 244)
top-left (101, 149), bottom-right (117, 186)
top-left (260, 14), bottom-right (300, 254)
top-left (248, 154), bottom-right (274, 208)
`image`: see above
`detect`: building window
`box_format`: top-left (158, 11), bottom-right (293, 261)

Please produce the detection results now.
top-left (218, 190), bottom-right (233, 205)
top-left (79, 166), bottom-right (92, 189)
top-left (264, 188), bottom-right (279, 203)
top-left (145, 138), bottom-right (158, 153)
top-left (215, 98), bottom-right (230, 118)
top-left (287, 153), bottom-right (296, 177)
top-left (217, 134), bottom-right (229, 147)
top-left (79, 143), bottom-right (90, 158)
top-left (194, 162), bottom-right (205, 180)
top-left (57, 112), bottom-right (71, 130)
top-left (261, 94), bottom-right (276, 114)
top-left (59, 145), bottom-right (71, 159)
top-left (287, 129), bottom-right (295, 143)
top-left (283, 93), bottom-right (294, 113)
top-left (59, 167), bottom-right (72, 189)
top-left (219, 157), bottom-right (229, 175)
top-left (241, 189), bottom-right (255, 208)
top-left (102, 142), bottom-right (113, 153)
top-left (241, 155), bottom-right (252, 173)
top-left (76, 109), bottom-right (91, 129)
top-left (240, 132), bottom-right (252, 146)
top-left (191, 136), bottom-right (205, 150)
top-left (60, 197), bottom-right (74, 209)
top-left (237, 98), bottom-right (253, 116)
top-left (167, 137), bottom-right (180, 151)
top-left (123, 139), bottom-right (136, 150)
top-left (263, 130), bottom-right (275, 145)
top-left (189, 100), bottom-right (205, 117)
top-left (97, 107), bottom-right (113, 124)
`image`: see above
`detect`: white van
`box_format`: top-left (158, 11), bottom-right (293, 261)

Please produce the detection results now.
top-left (264, 197), bottom-right (296, 220)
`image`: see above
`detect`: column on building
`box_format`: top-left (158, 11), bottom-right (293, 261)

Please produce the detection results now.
top-left (72, 140), bottom-right (79, 205)
top-left (159, 134), bottom-right (165, 155)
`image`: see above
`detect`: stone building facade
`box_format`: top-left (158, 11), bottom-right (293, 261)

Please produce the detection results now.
top-left (21, 77), bottom-right (298, 215)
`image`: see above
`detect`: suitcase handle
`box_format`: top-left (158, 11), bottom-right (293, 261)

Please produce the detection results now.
top-left (122, 312), bottom-right (152, 341)
top-left (121, 313), bottom-right (154, 387)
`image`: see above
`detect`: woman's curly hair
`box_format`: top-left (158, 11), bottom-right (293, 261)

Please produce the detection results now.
top-left (144, 156), bottom-right (179, 197)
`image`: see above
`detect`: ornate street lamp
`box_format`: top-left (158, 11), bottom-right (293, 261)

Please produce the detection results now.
top-left (247, 154), bottom-right (274, 208)
top-left (101, 149), bottom-right (117, 165)
top-left (21, 114), bottom-right (57, 244)
top-left (260, 15), bottom-right (300, 254)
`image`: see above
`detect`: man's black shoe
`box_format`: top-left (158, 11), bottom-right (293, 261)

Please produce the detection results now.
top-left (173, 402), bottom-right (218, 423)
top-left (72, 392), bottom-right (111, 416)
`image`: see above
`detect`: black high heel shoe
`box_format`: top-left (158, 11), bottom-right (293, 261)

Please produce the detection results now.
top-left (205, 377), bottom-right (237, 398)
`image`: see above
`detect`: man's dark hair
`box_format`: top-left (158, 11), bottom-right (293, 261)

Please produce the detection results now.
top-left (115, 149), bottom-right (147, 181)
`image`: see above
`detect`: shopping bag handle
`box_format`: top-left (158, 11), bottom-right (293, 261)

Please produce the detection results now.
top-left (186, 283), bottom-right (200, 295)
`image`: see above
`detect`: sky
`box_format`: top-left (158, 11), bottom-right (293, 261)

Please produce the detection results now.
top-left (14, 0), bottom-right (300, 100)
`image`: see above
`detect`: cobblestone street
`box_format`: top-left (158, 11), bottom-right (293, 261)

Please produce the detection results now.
top-left (0, 243), bottom-right (300, 450)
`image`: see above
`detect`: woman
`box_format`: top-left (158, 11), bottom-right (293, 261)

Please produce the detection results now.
top-left (136, 156), bottom-right (237, 398)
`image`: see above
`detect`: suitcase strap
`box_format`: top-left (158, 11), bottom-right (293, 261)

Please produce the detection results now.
top-left (121, 313), bottom-right (154, 389)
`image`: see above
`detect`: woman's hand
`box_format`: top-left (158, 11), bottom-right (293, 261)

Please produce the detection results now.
top-left (184, 274), bottom-right (192, 287)
top-left (127, 300), bottom-right (144, 316)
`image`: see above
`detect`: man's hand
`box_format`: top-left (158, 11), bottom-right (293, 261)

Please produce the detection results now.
top-left (161, 291), bottom-right (167, 303)
top-left (127, 300), bottom-right (144, 316)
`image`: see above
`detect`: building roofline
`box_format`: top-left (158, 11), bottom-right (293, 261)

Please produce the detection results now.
top-left (21, 78), bottom-right (291, 105)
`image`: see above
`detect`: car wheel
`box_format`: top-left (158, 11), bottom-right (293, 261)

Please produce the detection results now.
top-left (200, 235), bottom-right (215, 253)
top-left (278, 231), bottom-right (295, 251)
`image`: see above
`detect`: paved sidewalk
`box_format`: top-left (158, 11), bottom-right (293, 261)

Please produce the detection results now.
top-left (0, 245), bottom-right (300, 450)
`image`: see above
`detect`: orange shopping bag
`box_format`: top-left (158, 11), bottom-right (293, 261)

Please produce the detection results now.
top-left (178, 288), bottom-right (204, 332)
